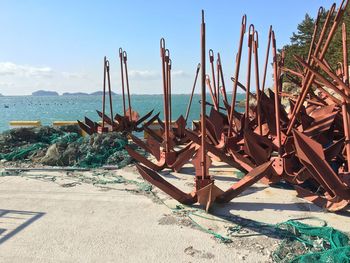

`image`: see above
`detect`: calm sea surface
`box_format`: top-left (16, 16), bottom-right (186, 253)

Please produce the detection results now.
top-left (0, 94), bottom-right (244, 132)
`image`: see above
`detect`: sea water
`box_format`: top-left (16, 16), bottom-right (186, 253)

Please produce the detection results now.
top-left (0, 94), bottom-right (245, 132)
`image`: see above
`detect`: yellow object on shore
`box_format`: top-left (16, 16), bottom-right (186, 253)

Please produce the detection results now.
top-left (9, 121), bottom-right (41, 129)
top-left (52, 121), bottom-right (88, 136)
top-left (143, 120), bottom-right (179, 139)
top-left (52, 121), bottom-right (78, 126)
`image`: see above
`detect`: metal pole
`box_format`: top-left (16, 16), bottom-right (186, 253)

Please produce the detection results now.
top-left (185, 63), bottom-right (201, 122)
top-left (123, 51), bottom-right (132, 121)
top-left (160, 38), bottom-right (169, 152)
top-left (286, 2), bottom-right (347, 135)
top-left (217, 53), bottom-right (227, 103)
top-left (342, 23), bottom-right (350, 171)
top-left (119, 48), bottom-right (126, 116)
top-left (216, 56), bottom-right (220, 107)
top-left (272, 31), bottom-right (281, 156)
top-left (253, 31), bottom-right (262, 135)
top-left (102, 56), bottom-right (107, 130)
top-left (206, 75), bottom-right (218, 110)
top-left (106, 59), bottom-right (114, 126)
top-left (306, 7), bottom-right (324, 66)
top-left (245, 25), bottom-right (254, 127)
top-left (261, 25), bottom-right (272, 95)
top-left (168, 58), bottom-right (172, 125)
top-left (209, 49), bottom-right (217, 101)
top-left (165, 49), bottom-right (170, 143)
top-left (228, 15), bottom-right (247, 136)
top-left (200, 10), bottom-right (207, 179)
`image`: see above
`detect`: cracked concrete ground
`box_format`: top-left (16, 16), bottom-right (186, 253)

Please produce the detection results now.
top-left (0, 162), bottom-right (349, 262)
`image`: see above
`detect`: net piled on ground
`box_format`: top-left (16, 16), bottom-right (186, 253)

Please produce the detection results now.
top-left (0, 126), bottom-right (132, 168)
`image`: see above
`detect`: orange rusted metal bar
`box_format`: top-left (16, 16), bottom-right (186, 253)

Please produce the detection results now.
top-left (102, 57), bottom-right (107, 130)
top-left (228, 15), bottom-right (247, 136)
top-left (253, 30), bottom-right (262, 135)
top-left (119, 48), bottom-right (126, 116)
top-left (272, 31), bottom-right (282, 156)
top-left (209, 49), bottom-right (217, 102)
top-left (261, 25), bottom-right (272, 95)
top-left (200, 10), bottom-right (207, 180)
top-left (286, 2), bottom-right (345, 135)
top-left (342, 23), bottom-right (350, 171)
top-left (245, 25), bottom-right (254, 127)
top-left (123, 51), bottom-right (132, 121)
top-left (185, 63), bottom-right (201, 122)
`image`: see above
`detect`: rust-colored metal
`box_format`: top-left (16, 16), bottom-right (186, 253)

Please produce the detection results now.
top-left (127, 4), bottom-right (350, 214)
top-left (217, 53), bottom-right (228, 104)
top-left (96, 57), bottom-right (115, 133)
top-left (306, 7), bottom-right (324, 67)
top-left (101, 57), bottom-right (107, 130)
top-left (293, 130), bottom-right (350, 210)
top-left (286, 1), bottom-right (348, 136)
top-left (136, 163), bottom-right (196, 205)
top-left (295, 56), bottom-right (350, 104)
top-left (123, 51), bottom-right (133, 122)
top-left (286, 4), bottom-right (337, 131)
top-left (244, 25), bottom-right (254, 127)
top-left (261, 25), bottom-right (272, 95)
top-left (185, 63), bottom-right (201, 122)
top-left (167, 55), bottom-right (172, 125)
top-left (119, 48), bottom-right (126, 116)
top-left (228, 15), bottom-right (247, 136)
top-left (312, 56), bottom-right (350, 95)
top-left (130, 11), bottom-right (272, 212)
top-left (253, 30), bottom-right (262, 135)
top-left (216, 54), bottom-right (220, 107)
top-left (79, 49), bottom-right (158, 135)
top-left (78, 117), bottom-right (96, 135)
top-left (161, 39), bottom-right (170, 152)
top-left (209, 49), bottom-right (217, 102)
top-left (272, 31), bottom-right (282, 156)
top-left (206, 75), bottom-right (218, 110)
top-left (217, 161), bottom-right (273, 203)
top-left (342, 23), bottom-right (350, 171)
top-left (106, 60), bottom-right (114, 128)
top-left (126, 38), bottom-right (196, 172)
top-left (200, 10), bottom-right (208, 181)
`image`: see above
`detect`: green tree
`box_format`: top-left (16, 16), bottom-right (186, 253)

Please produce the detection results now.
top-left (281, 14), bottom-right (314, 70)
top-left (281, 4), bottom-right (350, 71)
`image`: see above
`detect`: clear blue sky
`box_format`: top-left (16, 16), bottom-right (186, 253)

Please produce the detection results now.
top-left (0, 0), bottom-right (334, 95)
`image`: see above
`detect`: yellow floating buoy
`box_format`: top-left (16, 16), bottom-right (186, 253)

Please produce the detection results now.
top-left (9, 121), bottom-right (41, 129)
top-left (52, 121), bottom-right (78, 127)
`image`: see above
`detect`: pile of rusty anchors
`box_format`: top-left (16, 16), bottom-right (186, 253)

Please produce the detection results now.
top-left (154, 46), bottom-right (203, 145)
top-left (133, 11), bottom-right (277, 211)
top-left (279, 1), bottom-right (350, 211)
top-left (78, 52), bottom-right (159, 135)
top-left (125, 39), bottom-right (199, 172)
top-left (130, 0), bottom-right (350, 212)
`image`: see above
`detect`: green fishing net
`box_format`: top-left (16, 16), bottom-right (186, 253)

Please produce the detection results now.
top-left (0, 126), bottom-right (132, 168)
top-left (273, 219), bottom-right (350, 263)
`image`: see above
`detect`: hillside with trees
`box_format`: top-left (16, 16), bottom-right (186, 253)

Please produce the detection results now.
top-left (281, 4), bottom-right (350, 70)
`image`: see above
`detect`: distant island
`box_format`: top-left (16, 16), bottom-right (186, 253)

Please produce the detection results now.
top-left (29, 90), bottom-right (119, 96)
top-left (89, 91), bottom-right (117, 96)
top-left (0, 93), bottom-right (3, 97)
top-left (32, 90), bottom-right (59, 96)
top-left (62, 92), bottom-right (89, 96)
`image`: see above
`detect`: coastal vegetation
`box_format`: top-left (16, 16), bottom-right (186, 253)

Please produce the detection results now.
top-left (280, 4), bottom-right (350, 70)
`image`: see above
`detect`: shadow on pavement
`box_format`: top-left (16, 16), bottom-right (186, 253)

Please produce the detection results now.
top-left (0, 209), bottom-right (45, 245)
